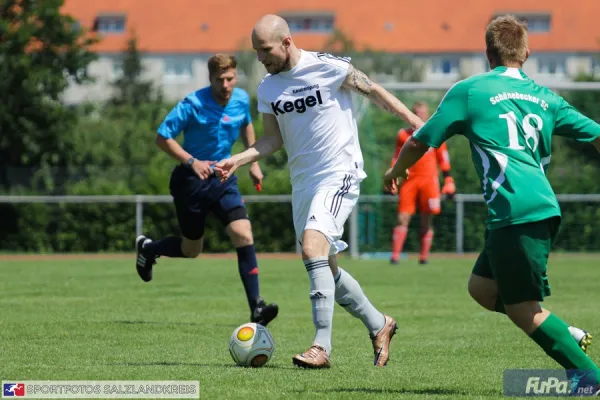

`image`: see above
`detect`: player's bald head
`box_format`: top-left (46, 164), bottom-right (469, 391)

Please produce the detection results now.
top-left (252, 14), bottom-right (291, 43)
top-left (252, 14), bottom-right (296, 75)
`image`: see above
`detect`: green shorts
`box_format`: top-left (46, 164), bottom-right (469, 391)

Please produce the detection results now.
top-left (472, 216), bottom-right (561, 305)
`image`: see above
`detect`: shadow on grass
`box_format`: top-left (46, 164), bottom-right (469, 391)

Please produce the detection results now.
top-left (111, 320), bottom-right (202, 326)
top-left (112, 320), bottom-right (239, 329)
top-left (105, 361), bottom-right (295, 370)
top-left (105, 361), bottom-right (236, 368)
top-left (294, 387), bottom-right (500, 396)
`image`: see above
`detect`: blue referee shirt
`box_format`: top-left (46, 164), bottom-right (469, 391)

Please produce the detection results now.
top-left (157, 87), bottom-right (252, 162)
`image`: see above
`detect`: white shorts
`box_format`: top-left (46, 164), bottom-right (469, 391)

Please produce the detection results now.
top-left (292, 173), bottom-right (360, 256)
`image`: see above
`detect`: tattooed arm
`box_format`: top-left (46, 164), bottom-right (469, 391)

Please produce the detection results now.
top-left (341, 65), bottom-right (424, 130)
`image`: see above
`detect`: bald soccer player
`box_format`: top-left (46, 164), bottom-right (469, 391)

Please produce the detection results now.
top-left (215, 14), bottom-right (424, 369)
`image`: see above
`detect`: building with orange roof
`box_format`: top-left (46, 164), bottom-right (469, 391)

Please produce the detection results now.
top-left (61, 0), bottom-right (600, 103)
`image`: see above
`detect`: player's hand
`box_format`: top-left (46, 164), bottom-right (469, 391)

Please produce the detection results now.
top-left (441, 176), bottom-right (456, 199)
top-left (192, 160), bottom-right (216, 180)
top-left (384, 182), bottom-right (398, 195)
top-left (214, 158), bottom-right (239, 183)
top-left (249, 162), bottom-right (264, 189)
top-left (384, 167), bottom-right (407, 194)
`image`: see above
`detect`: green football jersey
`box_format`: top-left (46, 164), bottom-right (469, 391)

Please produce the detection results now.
top-left (414, 66), bottom-right (600, 229)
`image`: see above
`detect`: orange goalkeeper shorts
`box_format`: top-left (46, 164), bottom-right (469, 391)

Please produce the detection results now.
top-left (397, 176), bottom-right (441, 215)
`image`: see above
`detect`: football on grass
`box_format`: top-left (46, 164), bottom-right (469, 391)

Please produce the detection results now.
top-left (229, 323), bottom-right (275, 367)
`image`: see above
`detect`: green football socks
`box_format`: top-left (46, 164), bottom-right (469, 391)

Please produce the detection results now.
top-left (530, 313), bottom-right (600, 381)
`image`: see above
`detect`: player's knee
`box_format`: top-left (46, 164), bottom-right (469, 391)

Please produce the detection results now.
top-left (301, 234), bottom-right (330, 260)
top-left (227, 219), bottom-right (254, 247)
top-left (504, 302), bottom-right (546, 334)
top-left (398, 213), bottom-right (411, 226)
top-left (181, 238), bottom-right (203, 258)
top-left (232, 231), bottom-right (253, 247)
top-left (301, 244), bottom-right (320, 260)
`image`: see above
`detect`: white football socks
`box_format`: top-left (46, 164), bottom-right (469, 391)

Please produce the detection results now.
top-left (304, 257), bottom-right (335, 355)
top-left (334, 267), bottom-right (386, 336)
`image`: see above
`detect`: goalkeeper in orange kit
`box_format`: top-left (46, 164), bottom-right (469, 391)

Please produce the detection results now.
top-left (388, 102), bottom-right (456, 264)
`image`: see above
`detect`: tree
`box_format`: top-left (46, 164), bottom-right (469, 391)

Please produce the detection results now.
top-left (0, 0), bottom-right (97, 192)
top-left (235, 43), bottom-right (273, 100)
top-left (564, 72), bottom-right (600, 122)
top-left (110, 34), bottom-right (155, 106)
top-left (323, 29), bottom-right (356, 53)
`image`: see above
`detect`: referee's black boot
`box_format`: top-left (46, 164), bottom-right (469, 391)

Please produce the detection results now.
top-left (135, 235), bottom-right (158, 282)
top-left (251, 297), bottom-right (279, 327)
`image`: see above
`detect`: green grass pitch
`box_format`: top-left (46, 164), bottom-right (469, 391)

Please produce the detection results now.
top-left (1, 254), bottom-right (598, 399)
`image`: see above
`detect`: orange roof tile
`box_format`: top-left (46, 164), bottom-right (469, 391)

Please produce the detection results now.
top-left (62, 0), bottom-right (600, 54)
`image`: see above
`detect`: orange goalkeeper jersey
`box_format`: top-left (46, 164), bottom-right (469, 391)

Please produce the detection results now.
top-left (391, 128), bottom-right (451, 177)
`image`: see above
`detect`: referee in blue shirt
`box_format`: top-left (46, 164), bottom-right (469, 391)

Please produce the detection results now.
top-left (135, 54), bottom-right (278, 326)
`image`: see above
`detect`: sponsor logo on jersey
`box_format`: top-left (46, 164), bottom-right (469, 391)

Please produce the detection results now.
top-left (292, 84), bottom-right (320, 94)
top-left (271, 90), bottom-right (323, 115)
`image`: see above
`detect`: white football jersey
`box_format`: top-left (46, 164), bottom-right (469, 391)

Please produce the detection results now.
top-left (257, 50), bottom-right (366, 190)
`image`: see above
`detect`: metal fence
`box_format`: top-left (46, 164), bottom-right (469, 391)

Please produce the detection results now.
top-left (1, 194), bottom-right (599, 258)
top-left (380, 81), bottom-right (600, 91)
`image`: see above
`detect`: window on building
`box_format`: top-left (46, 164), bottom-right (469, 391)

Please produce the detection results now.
top-left (525, 16), bottom-right (551, 33)
top-left (592, 56), bottom-right (600, 76)
top-left (492, 13), bottom-right (551, 33)
top-left (430, 58), bottom-right (459, 77)
top-left (284, 15), bottom-right (334, 33)
top-left (537, 57), bottom-right (566, 75)
top-left (441, 60), bottom-right (454, 74)
top-left (163, 59), bottom-right (193, 82)
top-left (96, 15), bottom-right (126, 33)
